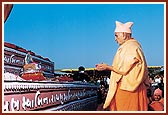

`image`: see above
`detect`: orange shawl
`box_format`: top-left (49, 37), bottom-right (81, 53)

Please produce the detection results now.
top-left (103, 39), bottom-right (150, 110)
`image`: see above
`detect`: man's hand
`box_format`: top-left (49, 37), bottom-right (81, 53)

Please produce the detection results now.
top-left (95, 63), bottom-right (108, 71)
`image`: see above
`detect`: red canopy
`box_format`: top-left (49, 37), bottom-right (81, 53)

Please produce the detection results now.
top-left (4, 4), bottom-right (13, 23)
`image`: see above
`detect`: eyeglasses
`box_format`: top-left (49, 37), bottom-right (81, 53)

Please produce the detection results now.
top-left (115, 34), bottom-right (118, 37)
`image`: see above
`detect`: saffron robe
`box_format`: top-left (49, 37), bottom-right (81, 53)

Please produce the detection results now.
top-left (103, 38), bottom-right (150, 111)
top-left (149, 98), bottom-right (164, 111)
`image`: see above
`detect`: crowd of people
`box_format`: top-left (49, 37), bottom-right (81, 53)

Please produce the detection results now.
top-left (53, 66), bottom-right (164, 111)
top-left (95, 69), bottom-right (164, 111)
top-left (5, 4), bottom-right (164, 112)
top-left (147, 72), bottom-right (164, 111)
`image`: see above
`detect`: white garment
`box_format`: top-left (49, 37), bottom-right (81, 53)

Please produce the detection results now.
top-left (106, 77), bottom-right (110, 85)
top-left (155, 78), bottom-right (161, 83)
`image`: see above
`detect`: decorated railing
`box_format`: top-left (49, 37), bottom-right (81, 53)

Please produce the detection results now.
top-left (4, 42), bottom-right (55, 78)
top-left (3, 81), bottom-right (98, 111)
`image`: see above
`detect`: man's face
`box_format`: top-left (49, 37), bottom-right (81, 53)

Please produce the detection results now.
top-left (153, 94), bottom-right (162, 101)
top-left (114, 32), bottom-right (125, 45)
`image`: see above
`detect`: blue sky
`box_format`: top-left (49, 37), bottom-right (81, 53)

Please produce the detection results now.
top-left (4, 3), bottom-right (165, 69)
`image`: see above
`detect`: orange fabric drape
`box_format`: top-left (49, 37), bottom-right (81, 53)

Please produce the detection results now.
top-left (109, 82), bottom-right (148, 111)
top-left (103, 39), bottom-right (149, 111)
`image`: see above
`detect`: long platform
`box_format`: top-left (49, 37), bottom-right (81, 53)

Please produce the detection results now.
top-left (3, 81), bottom-right (98, 111)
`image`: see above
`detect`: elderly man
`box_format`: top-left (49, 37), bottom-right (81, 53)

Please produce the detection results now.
top-left (149, 88), bottom-right (164, 111)
top-left (96, 21), bottom-right (150, 111)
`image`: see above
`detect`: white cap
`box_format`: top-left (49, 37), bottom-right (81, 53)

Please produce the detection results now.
top-left (114, 21), bottom-right (133, 33)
